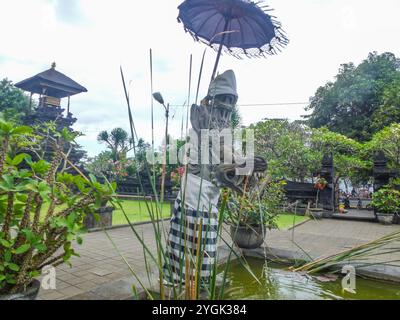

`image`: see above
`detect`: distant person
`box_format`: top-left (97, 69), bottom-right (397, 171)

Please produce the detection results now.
top-left (351, 188), bottom-right (357, 197)
top-left (357, 198), bottom-right (363, 210)
top-left (344, 195), bottom-right (350, 209)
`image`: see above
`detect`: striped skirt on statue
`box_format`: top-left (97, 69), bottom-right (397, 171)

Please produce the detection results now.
top-left (164, 198), bottom-right (219, 284)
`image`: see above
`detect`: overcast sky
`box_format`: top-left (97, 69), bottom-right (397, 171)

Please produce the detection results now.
top-left (1, 0), bottom-right (399, 157)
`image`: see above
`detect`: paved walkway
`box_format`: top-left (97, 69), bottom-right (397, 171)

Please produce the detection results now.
top-left (36, 219), bottom-right (400, 300)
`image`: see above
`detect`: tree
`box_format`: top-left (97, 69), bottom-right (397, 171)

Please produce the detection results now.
top-left (250, 119), bottom-right (370, 186)
top-left (97, 128), bottom-right (132, 161)
top-left (85, 150), bottom-right (114, 177)
top-left (231, 104), bottom-right (242, 128)
top-left (367, 123), bottom-right (400, 170)
top-left (0, 78), bottom-right (32, 122)
top-left (310, 128), bottom-right (371, 187)
top-left (371, 78), bottom-right (400, 132)
top-left (250, 119), bottom-right (318, 181)
top-left (306, 52), bottom-right (400, 141)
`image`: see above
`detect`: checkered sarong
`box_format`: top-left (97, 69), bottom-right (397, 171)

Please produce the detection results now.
top-left (164, 199), bottom-right (218, 284)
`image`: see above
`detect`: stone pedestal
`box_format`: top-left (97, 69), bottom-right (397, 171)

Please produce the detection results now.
top-left (84, 206), bottom-right (114, 230)
top-left (320, 154), bottom-right (335, 216)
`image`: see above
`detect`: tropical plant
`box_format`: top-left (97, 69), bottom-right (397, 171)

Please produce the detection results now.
top-left (313, 176), bottom-right (328, 209)
top-left (314, 177), bottom-right (328, 190)
top-left (97, 127), bottom-right (132, 161)
top-left (170, 166), bottom-right (184, 190)
top-left (85, 151), bottom-right (134, 181)
top-left (225, 178), bottom-right (286, 229)
top-left (371, 188), bottom-right (400, 214)
top-left (0, 119), bottom-right (115, 295)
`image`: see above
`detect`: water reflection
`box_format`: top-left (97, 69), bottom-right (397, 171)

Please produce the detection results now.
top-left (222, 258), bottom-right (400, 300)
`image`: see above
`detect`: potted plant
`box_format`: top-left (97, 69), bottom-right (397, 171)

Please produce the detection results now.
top-left (0, 120), bottom-right (115, 300)
top-left (225, 179), bottom-right (285, 249)
top-left (170, 167), bottom-right (184, 193)
top-left (371, 187), bottom-right (400, 225)
top-left (310, 177), bottom-right (328, 219)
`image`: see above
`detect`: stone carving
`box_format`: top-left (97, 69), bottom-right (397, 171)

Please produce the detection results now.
top-left (164, 70), bottom-right (267, 286)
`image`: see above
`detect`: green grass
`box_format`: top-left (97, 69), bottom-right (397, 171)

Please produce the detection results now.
top-left (41, 200), bottom-right (306, 229)
top-left (275, 214), bottom-right (309, 230)
top-left (112, 199), bottom-right (171, 225)
top-left (39, 199), bottom-right (171, 225)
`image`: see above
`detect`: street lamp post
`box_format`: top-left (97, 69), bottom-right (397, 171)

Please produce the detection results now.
top-left (153, 92), bottom-right (170, 203)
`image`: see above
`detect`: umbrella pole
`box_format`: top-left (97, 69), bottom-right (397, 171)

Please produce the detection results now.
top-left (210, 20), bottom-right (230, 81)
top-left (210, 42), bottom-right (224, 81)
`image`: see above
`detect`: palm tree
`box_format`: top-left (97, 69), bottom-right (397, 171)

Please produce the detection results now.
top-left (97, 127), bottom-right (132, 161)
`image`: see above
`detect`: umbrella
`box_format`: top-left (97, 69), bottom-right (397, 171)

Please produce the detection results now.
top-left (178, 0), bottom-right (288, 80)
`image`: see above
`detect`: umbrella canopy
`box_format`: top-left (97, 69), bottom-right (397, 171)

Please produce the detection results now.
top-left (178, 0), bottom-right (288, 58)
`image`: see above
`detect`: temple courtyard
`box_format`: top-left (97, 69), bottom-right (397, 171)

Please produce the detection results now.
top-left (36, 216), bottom-right (400, 300)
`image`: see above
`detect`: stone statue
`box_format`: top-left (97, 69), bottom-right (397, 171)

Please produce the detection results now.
top-left (164, 70), bottom-right (267, 287)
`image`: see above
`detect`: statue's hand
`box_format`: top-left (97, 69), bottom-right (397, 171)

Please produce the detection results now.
top-left (212, 156), bottom-right (267, 195)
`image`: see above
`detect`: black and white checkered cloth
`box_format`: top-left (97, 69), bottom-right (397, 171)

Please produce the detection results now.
top-left (164, 198), bottom-right (218, 284)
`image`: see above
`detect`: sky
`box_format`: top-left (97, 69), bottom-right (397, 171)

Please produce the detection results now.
top-left (0, 0), bottom-right (399, 157)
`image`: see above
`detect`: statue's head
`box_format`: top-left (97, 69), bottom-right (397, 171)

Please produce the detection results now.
top-left (199, 70), bottom-right (238, 125)
top-left (208, 70), bottom-right (238, 99)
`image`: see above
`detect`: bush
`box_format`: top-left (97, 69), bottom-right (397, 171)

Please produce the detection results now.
top-left (225, 178), bottom-right (286, 228)
top-left (371, 188), bottom-right (400, 214)
top-left (0, 119), bottom-right (115, 295)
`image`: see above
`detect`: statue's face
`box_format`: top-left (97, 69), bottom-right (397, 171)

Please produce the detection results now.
top-left (211, 94), bottom-right (237, 128)
top-left (213, 94), bottom-right (237, 109)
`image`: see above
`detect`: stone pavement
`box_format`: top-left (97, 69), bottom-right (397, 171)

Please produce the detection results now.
top-left (36, 219), bottom-right (400, 300)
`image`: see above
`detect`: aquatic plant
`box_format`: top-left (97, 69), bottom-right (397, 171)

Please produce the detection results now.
top-left (291, 230), bottom-right (400, 274)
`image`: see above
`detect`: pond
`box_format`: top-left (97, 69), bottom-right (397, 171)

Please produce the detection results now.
top-left (221, 258), bottom-right (400, 300)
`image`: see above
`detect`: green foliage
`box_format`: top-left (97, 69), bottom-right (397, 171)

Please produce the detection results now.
top-left (97, 127), bottom-right (132, 161)
top-left (0, 120), bottom-right (115, 295)
top-left (310, 127), bottom-right (371, 184)
top-left (250, 119), bottom-right (375, 186)
top-left (371, 78), bottom-right (400, 132)
top-left (250, 119), bottom-right (318, 181)
top-left (231, 104), bottom-right (242, 129)
top-left (0, 79), bottom-right (32, 123)
top-left (306, 52), bottom-right (400, 141)
top-left (371, 188), bottom-right (400, 214)
top-left (225, 179), bottom-right (286, 228)
top-left (366, 123), bottom-right (400, 170)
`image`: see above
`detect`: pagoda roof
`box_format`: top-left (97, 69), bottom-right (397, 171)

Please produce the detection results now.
top-left (15, 63), bottom-right (87, 98)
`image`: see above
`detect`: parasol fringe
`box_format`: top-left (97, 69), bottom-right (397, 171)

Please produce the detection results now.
top-left (181, 25), bottom-right (288, 59)
top-left (178, 0), bottom-right (289, 60)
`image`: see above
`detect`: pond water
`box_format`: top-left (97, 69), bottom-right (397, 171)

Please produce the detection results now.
top-left (221, 258), bottom-right (400, 300)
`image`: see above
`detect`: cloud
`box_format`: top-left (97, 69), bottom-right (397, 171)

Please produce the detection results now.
top-left (1, 0), bottom-right (400, 157)
top-left (53, 0), bottom-right (85, 25)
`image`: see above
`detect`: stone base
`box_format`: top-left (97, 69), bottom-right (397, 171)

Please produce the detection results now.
top-left (84, 206), bottom-right (114, 230)
top-left (376, 213), bottom-right (394, 225)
